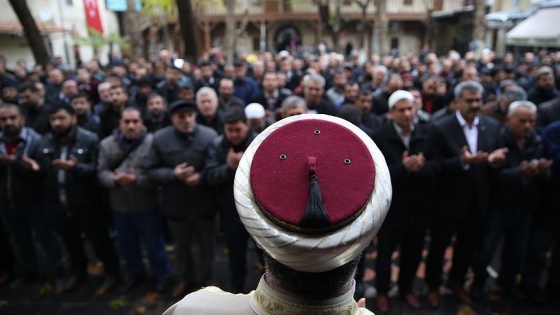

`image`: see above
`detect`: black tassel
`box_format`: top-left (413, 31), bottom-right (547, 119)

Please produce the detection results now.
top-left (299, 173), bottom-right (330, 229)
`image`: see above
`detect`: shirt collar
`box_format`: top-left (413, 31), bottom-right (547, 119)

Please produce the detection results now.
top-left (0, 127), bottom-right (28, 143)
top-left (455, 110), bottom-right (479, 128)
top-left (250, 277), bottom-right (360, 315)
top-left (392, 121), bottom-right (414, 136)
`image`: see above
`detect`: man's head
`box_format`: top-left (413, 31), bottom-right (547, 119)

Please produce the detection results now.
top-left (49, 104), bottom-right (76, 137)
top-left (61, 80), bottom-right (79, 98)
top-left (218, 78), bottom-right (235, 100)
top-left (281, 95), bottom-right (308, 118)
top-left (498, 86), bottom-right (527, 114)
top-left (388, 90), bottom-right (415, 130)
top-left (234, 60), bottom-right (247, 80)
top-left (262, 71), bottom-right (278, 93)
top-left (18, 83), bottom-right (42, 108)
top-left (506, 101), bottom-right (537, 140)
top-left (421, 76), bottom-right (439, 96)
top-left (302, 73), bottom-right (325, 106)
top-left (76, 68), bottom-right (91, 84)
top-left (98, 82), bottom-right (112, 103)
top-left (333, 71), bottom-right (347, 90)
top-left (534, 66), bottom-right (554, 91)
top-left (461, 66), bottom-right (479, 82)
top-left (165, 67), bottom-right (181, 85)
top-left (2, 85), bottom-right (17, 102)
top-left (455, 80), bottom-right (484, 123)
top-left (199, 62), bottom-right (213, 79)
top-left (196, 87), bottom-right (219, 119)
top-left (48, 69), bottom-right (64, 85)
top-left (245, 103), bottom-right (266, 133)
top-left (0, 104), bottom-right (25, 138)
top-left (343, 82), bottom-right (359, 104)
top-left (224, 107), bottom-right (250, 147)
top-left (385, 74), bottom-right (403, 94)
top-left (147, 93), bottom-right (167, 118)
top-left (233, 114), bottom-right (391, 291)
top-left (70, 93), bottom-right (91, 116)
top-left (119, 107), bottom-right (144, 140)
top-left (110, 85), bottom-right (128, 108)
top-left (136, 77), bottom-right (153, 97)
top-left (355, 90), bottom-right (373, 115)
top-left (177, 83), bottom-right (195, 101)
top-left (169, 100), bottom-right (197, 134)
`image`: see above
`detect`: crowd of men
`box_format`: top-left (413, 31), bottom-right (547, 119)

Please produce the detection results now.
top-left (0, 47), bottom-right (559, 311)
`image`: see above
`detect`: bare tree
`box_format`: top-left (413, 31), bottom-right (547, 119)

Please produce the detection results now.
top-left (314, 0), bottom-right (345, 51)
top-left (472, 0), bottom-right (486, 56)
top-left (125, 0), bottom-right (143, 59)
top-left (176, 0), bottom-right (199, 59)
top-left (373, 0), bottom-right (388, 56)
top-left (353, 0), bottom-right (372, 52)
top-left (8, 0), bottom-right (50, 65)
top-left (223, 0), bottom-right (236, 65)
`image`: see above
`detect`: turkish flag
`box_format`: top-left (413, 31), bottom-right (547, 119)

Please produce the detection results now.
top-left (83, 0), bottom-right (104, 34)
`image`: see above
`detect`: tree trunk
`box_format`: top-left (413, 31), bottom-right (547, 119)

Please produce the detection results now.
top-left (176, 0), bottom-right (199, 60)
top-left (472, 0), bottom-right (486, 57)
top-left (125, 0), bottom-right (143, 59)
top-left (354, 0), bottom-right (371, 52)
top-left (8, 0), bottom-right (50, 66)
top-left (223, 0), bottom-right (236, 65)
top-left (331, 1), bottom-right (342, 52)
top-left (374, 0), bottom-right (389, 56)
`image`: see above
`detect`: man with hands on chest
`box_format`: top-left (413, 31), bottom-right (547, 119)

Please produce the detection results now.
top-left (425, 81), bottom-right (508, 307)
top-left (147, 100), bottom-right (219, 298)
top-left (40, 103), bottom-right (121, 294)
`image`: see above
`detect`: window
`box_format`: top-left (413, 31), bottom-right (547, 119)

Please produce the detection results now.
top-left (404, 0), bottom-right (413, 5)
top-left (66, 0), bottom-right (73, 5)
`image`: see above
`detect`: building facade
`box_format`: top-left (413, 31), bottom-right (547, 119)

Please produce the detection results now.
top-left (1, 0), bottom-right (120, 69)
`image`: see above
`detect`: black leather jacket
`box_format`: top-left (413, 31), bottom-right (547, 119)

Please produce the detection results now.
top-left (40, 126), bottom-right (100, 211)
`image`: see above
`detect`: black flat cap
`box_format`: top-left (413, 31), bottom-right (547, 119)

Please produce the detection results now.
top-left (168, 100), bottom-right (197, 115)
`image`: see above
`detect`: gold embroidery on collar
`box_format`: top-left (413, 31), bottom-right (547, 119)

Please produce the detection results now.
top-left (251, 286), bottom-right (359, 315)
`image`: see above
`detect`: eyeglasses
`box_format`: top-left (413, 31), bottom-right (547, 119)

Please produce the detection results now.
top-left (462, 98), bottom-right (481, 103)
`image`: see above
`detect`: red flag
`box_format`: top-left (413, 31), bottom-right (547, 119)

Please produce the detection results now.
top-left (83, 0), bottom-right (104, 34)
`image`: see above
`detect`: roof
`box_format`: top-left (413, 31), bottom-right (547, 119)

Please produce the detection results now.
top-left (506, 6), bottom-right (560, 47)
top-left (0, 21), bottom-right (69, 36)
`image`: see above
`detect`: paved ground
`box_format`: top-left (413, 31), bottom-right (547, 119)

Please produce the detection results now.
top-left (0, 239), bottom-right (559, 315)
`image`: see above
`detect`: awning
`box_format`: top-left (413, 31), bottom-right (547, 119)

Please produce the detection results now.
top-left (506, 7), bottom-right (560, 47)
top-left (0, 21), bottom-right (69, 36)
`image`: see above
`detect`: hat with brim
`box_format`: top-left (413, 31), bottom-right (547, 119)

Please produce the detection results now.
top-left (168, 100), bottom-right (197, 116)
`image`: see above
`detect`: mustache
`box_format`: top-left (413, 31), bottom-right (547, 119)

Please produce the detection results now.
top-left (469, 107), bottom-right (481, 113)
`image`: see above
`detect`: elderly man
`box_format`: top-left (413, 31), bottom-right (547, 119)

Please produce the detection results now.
top-left (164, 113), bottom-right (392, 314)
top-left (147, 100), bottom-right (218, 298)
top-left (196, 87), bottom-right (224, 135)
top-left (301, 73), bottom-right (337, 116)
top-left (472, 101), bottom-right (550, 299)
top-left (97, 107), bottom-right (171, 293)
top-left (425, 81), bottom-right (508, 307)
top-left (372, 91), bottom-right (436, 311)
top-left (281, 95), bottom-right (308, 118)
top-left (481, 86), bottom-right (527, 125)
